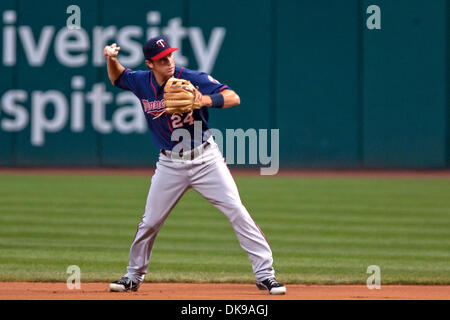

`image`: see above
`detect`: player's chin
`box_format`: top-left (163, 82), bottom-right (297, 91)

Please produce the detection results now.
top-left (168, 68), bottom-right (175, 76)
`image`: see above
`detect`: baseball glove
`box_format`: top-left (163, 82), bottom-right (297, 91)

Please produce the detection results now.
top-left (156, 77), bottom-right (202, 119)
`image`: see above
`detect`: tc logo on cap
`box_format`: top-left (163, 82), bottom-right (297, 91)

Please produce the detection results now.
top-left (156, 39), bottom-right (166, 47)
top-left (143, 36), bottom-right (178, 60)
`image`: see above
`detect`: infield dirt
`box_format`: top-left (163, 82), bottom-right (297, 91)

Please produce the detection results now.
top-left (1, 282), bottom-right (449, 300)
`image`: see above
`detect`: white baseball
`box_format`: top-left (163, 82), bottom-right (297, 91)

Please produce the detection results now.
top-left (104, 43), bottom-right (120, 57)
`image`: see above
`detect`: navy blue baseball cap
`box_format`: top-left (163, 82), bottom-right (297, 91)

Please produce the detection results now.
top-left (142, 36), bottom-right (178, 60)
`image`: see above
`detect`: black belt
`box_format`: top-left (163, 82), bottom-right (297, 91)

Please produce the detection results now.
top-left (161, 142), bottom-right (210, 160)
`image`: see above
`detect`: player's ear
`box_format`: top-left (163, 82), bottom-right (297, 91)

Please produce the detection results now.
top-left (145, 59), bottom-right (153, 69)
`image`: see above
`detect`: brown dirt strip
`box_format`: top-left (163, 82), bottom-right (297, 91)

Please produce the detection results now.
top-left (0, 282), bottom-right (449, 300)
top-left (0, 167), bottom-right (449, 178)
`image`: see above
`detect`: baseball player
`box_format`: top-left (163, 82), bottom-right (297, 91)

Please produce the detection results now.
top-left (104, 36), bottom-right (286, 295)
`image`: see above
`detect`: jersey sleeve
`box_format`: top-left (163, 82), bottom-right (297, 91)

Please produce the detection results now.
top-left (181, 69), bottom-right (231, 95)
top-left (114, 68), bottom-right (141, 92)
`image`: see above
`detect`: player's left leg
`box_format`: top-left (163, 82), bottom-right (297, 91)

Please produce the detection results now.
top-left (190, 142), bottom-right (278, 284)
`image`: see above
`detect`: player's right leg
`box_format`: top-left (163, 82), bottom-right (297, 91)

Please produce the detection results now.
top-left (110, 156), bottom-right (190, 292)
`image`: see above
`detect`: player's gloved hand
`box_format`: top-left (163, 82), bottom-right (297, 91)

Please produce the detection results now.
top-left (157, 77), bottom-right (203, 119)
top-left (103, 43), bottom-right (120, 58)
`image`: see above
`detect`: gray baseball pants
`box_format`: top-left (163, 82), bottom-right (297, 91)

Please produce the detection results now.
top-left (124, 138), bottom-right (275, 283)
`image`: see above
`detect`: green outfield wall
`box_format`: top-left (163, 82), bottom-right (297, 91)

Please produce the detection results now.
top-left (0, 0), bottom-right (448, 168)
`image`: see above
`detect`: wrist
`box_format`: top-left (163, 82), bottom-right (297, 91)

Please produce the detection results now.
top-left (209, 93), bottom-right (225, 108)
top-left (107, 56), bottom-right (118, 62)
top-left (201, 95), bottom-right (212, 107)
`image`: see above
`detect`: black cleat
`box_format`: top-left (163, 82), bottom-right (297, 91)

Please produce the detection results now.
top-left (256, 277), bottom-right (286, 295)
top-left (109, 276), bottom-right (140, 292)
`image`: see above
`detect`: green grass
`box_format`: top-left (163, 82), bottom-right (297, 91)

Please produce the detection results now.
top-left (0, 174), bottom-right (449, 284)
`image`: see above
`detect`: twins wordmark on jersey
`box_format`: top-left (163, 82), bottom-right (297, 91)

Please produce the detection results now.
top-left (142, 98), bottom-right (166, 118)
top-left (115, 66), bottom-right (229, 151)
